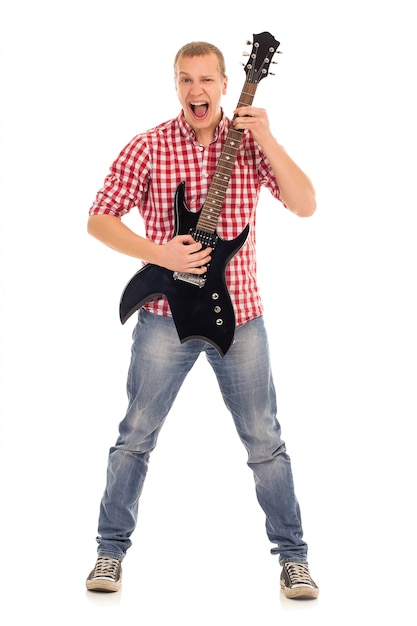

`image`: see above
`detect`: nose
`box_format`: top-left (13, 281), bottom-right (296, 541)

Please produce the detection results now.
top-left (189, 81), bottom-right (204, 97)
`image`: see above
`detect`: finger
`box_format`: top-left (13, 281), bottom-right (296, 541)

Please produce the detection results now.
top-left (188, 250), bottom-right (211, 268)
top-left (189, 245), bottom-right (212, 258)
top-left (178, 234), bottom-right (199, 246)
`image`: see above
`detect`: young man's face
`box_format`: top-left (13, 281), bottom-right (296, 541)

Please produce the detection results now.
top-left (175, 53), bottom-right (228, 143)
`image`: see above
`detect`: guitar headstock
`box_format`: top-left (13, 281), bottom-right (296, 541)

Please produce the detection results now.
top-left (243, 32), bottom-right (280, 84)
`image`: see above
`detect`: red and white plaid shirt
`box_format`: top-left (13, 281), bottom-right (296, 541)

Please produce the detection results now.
top-left (89, 111), bottom-right (282, 326)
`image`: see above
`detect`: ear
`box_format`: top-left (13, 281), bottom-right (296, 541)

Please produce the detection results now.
top-left (222, 75), bottom-right (228, 95)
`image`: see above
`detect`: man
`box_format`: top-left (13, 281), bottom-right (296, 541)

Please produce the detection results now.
top-left (85, 40), bottom-right (319, 600)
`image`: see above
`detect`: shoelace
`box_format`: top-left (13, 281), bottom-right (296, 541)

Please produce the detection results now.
top-left (285, 562), bottom-right (314, 586)
top-left (93, 557), bottom-right (120, 578)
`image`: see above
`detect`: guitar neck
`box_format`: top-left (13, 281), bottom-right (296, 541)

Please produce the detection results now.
top-left (196, 81), bottom-right (258, 234)
top-left (195, 31), bottom-right (280, 234)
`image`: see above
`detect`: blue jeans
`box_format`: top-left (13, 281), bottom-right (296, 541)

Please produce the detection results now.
top-left (96, 310), bottom-right (308, 565)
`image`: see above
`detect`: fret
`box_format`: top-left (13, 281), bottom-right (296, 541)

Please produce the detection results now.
top-left (194, 76), bottom-right (265, 234)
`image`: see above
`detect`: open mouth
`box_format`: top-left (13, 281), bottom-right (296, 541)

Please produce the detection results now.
top-left (190, 102), bottom-right (209, 119)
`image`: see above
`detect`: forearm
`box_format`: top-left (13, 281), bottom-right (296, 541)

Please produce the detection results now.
top-left (261, 136), bottom-right (316, 217)
top-left (233, 106), bottom-right (316, 217)
top-left (87, 214), bottom-right (159, 263)
top-left (87, 214), bottom-right (212, 273)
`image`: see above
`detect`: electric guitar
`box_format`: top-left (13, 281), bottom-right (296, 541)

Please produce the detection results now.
top-left (119, 32), bottom-right (280, 356)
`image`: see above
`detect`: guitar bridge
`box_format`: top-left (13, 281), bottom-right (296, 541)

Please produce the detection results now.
top-left (173, 271), bottom-right (207, 287)
top-left (173, 229), bottom-right (218, 288)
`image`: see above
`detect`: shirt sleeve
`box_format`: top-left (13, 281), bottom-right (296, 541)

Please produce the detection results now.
top-left (89, 135), bottom-right (151, 218)
top-left (258, 150), bottom-right (282, 203)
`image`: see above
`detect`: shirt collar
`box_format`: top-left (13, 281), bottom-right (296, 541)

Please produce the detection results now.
top-left (177, 109), bottom-right (229, 144)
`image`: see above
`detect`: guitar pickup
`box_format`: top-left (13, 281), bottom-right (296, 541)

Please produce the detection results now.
top-left (189, 229), bottom-right (218, 250)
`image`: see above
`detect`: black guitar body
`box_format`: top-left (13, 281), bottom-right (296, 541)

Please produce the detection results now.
top-left (119, 182), bottom-right (249, 356)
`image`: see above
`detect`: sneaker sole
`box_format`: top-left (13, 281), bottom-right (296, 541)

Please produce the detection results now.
top-left (280, 580), bottom-right (319, 599)
top-left (86, 577), bottom-right (122, 592)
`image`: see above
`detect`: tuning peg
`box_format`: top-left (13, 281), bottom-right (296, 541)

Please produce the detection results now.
top-left (242, 51), bottom-right (250, 56)
top-left (246, 40), bottom-right (252, 45)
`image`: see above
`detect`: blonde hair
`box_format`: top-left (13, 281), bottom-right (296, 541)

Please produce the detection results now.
top-left (174, 42), bottom-right (226, 77)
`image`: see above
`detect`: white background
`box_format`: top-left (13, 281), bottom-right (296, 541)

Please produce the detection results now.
top-left (1, 0), bottom-right (416, 624)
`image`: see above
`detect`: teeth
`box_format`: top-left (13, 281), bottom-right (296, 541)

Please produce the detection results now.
top-left (191, 102), bottom-right (207, 106)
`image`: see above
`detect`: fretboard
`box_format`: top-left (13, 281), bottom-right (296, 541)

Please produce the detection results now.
top-left (196, 81), bottom-right (258, 234)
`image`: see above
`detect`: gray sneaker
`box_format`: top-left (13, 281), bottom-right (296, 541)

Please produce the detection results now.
top-left (280, 562), bottom-right (319, 599)
top-left (86, 556), bottom-right (122, 592)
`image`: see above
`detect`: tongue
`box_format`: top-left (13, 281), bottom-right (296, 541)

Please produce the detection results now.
top-left (194, 105), bottom-right (207, 118)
